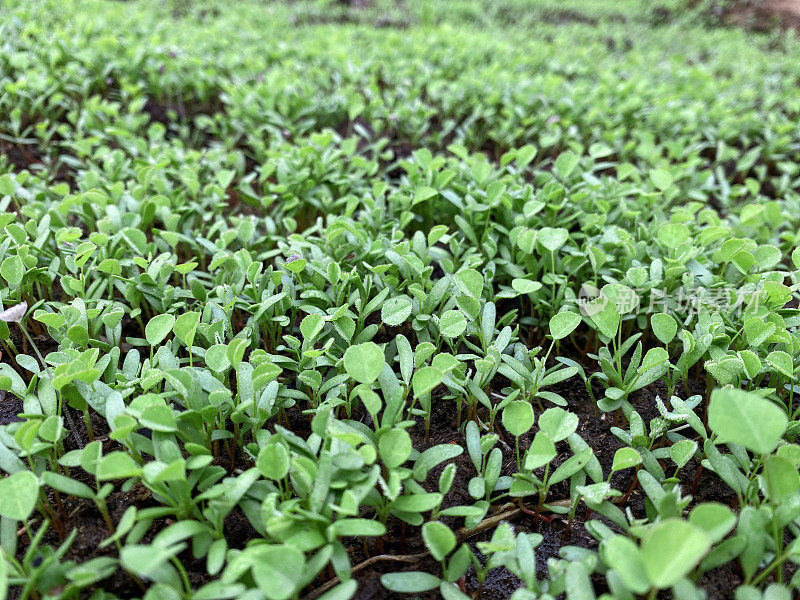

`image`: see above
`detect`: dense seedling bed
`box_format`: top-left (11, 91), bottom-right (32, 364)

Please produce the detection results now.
top-left (4, 1), bottom-right (800, 599)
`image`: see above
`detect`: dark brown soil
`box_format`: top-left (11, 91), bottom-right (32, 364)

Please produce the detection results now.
top-left (712, 0), bottom-right (800, 32)
top-left (0, 139), bottom-right (73, 184)
top-left (0, 390), bottom-right (23, 425)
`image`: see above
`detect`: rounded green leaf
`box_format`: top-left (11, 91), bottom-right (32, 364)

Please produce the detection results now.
top-left (440, 581), bottom-right (472, 600)
top-left (651, 313), bottom-right (677, 345)
top-left (549, 311), bottom-right (581, 340)
top-left (251, 545), bottom-right (305, 600)
top-left (0, 255), bottom-right (24, 287)
top-left (140, 405), bottom-right (177, 433)
top-left (650, 168), bottom-right (673, 191)
top-left (669, 439), bottom-right (697, 470)
top-left (708, 388), bottom-right (787, 455)
top-left (576, 481), bottom-right (611, 504)
top-left (502, 401), bottom-right (534, 437)
top-left (0, 471), bottom-right (39, 521)
top-left (658, 223), bottom-right (689, 247)
top-left (524, 432), bottom-right (557, 470)
top-left (585, 297), bottom-right (620, 338)
top-left (689, 503), bottom-right (736, 544)
top-left (554, 152), bottom-right (579, 179)
top-left (537, 227), bottom-right (569, 254)
top-left (300, 314), bottom-right (325, 341)
top-left (776, 443), bottom-right (800, 468)
top-left (34, 309), bottom-right (65, 329)
top-left (145, 314), bottom-right (175, 347)
top-left (738, 350), bottom-right (762, 380)
top-left (565, 561), bottom-right (594, 600)
top-left (380, 428), bottom-right (412, 469)
top-left (764, 455), bottom-right (800, 502)
top-left (226, 338), bottom-right (248, 368)
top-left (257, 443), bottom-right (290, 480)
top-left (173, 311), bottom-right (200, 347)
top-left (284, 258), bottom-right (306, 274)
top-left (603, 283), bottom-right (639, 315)
top-left (601, 535), bottom-right (649, 595)
top-left (516, 144), bottom-right (537, 167)
top-left (412, 444), bottom-right (463, 481)
top-left (381, 296), bottom-right (413, 327)
top-left (333, 518), bottom-right (386, 537)
top-left (381, 571), bottom-right (441, 593)
top-left (0, 174), bottom-right (14, 196)
top-left (611, 447), bottom-right (642, 473)
top-left (412, 366), bottom-right (444, 397)
top-left (511, 278), bottom-right (542, 294)
top-left (96, 452), bottom-right (142, 481)
top-left (343, 342), bottom-right (385, 385)
top-left (537, 407), bottom-right (578, 442)
top-left (120, 544), bottom-right (184, 579)
top-left (642, 519), bottom-right (711, 589)
top-left (318, 581), bottom-right (357, 600)
top-left (744, 317), bottom-right (776, 348)
top-left (205, 344), bottom-right (230, 372)
top-left (454, 269), bottom-right (483, 300)
top-left (439, 310), bottom-right (467, 339)
top-left (516, 229), bottom-right (537, 254)
top-left (422, 521), bottom-right (456, 561)
top-left (766, 351), bottom-right (794, 379)
top-left (755, 245), bottom-right (782, 269)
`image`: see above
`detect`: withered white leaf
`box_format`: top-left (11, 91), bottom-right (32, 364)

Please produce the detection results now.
top-left (0, 301), bottom-right (27, 323)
